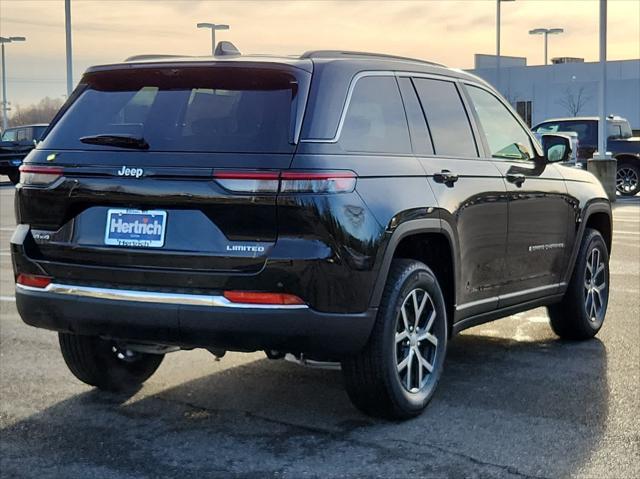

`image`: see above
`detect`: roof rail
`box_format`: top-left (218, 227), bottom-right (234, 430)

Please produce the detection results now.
top-left (300, 50), bottom-right (444, 67)
top-left (124, 54), bottom-right (191, 62)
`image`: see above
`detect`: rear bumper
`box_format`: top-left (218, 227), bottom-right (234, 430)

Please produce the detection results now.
top-left (15, 283), bottom-right (377, 356)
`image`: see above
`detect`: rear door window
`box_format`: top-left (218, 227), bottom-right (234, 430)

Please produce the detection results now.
top-left (338, 76), bottom-right (411, 154)
top-left (41, 66), bottom-right (305, 154)
top-left (398, 77), bottom-right (434, 155)
top-left (413, 78), bottom-right (478, 158)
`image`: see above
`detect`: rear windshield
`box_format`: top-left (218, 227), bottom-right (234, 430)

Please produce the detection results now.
top-left (41, 66), bottom-right (302, 153)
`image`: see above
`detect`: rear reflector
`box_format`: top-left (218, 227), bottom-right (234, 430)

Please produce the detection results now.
top-left (280, 170), bottom-right (356, 193)
top-left (16, 274), bottom-right (52, 289)
top-left (223, 291), bottom-right (305, 305)
top-left (19, 165), bottom-right (64, 186)
top-left (213, 170), bottom-right (280, 193)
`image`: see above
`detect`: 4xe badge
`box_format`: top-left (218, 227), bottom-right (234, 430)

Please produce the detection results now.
top-left (117, 166), bottom-right (144, 178)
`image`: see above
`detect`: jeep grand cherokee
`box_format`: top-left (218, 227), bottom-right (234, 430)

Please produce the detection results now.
top-left (11, 50), bottom-right (612, 419)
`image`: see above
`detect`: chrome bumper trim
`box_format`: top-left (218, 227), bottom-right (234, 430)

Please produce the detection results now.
top-left (15, 283), bottom-right (308, 310)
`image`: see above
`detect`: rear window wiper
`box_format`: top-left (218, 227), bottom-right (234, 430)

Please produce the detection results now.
top-left (79, 134), bottom-right (150, 150)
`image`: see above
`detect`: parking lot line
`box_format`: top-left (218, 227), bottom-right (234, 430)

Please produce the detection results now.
top-left (0, 296), bottom-right (15, 302)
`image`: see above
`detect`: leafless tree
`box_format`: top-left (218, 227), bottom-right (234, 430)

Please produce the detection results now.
top-left (558, 86), bottom-right (592, 117)
top-left (8, 97), bottom-right (65, 127)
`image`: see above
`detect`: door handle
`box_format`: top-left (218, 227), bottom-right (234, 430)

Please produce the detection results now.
top-left (506, 173), bottom-right (526, 186)
top-left (434, 170), bottom-right (459, 186)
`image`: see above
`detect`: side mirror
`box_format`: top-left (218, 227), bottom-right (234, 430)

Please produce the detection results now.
top-left (541, 134), bottom-right (572, 163)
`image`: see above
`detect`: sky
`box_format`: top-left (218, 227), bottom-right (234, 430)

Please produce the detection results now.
top-left (1, 0), bottom-right (639, 106)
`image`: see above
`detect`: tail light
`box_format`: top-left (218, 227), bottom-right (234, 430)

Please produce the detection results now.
top-left (16, 274), bottom-right (52, 289)
top-left (280, 171), bottom-right (356, 193)
top-left (223, 291), bottom-right (305, 305)
top-left (19, 165), bottom-right (64, 186)
top-left (213, 170), bottom-right (357, 194)
top-left (213, 171), bottom-right (280, 193)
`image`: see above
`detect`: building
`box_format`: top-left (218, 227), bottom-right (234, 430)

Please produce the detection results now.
top-left (468, 54), bottom-right (640, 130)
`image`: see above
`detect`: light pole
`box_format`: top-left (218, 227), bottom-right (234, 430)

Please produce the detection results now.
top-left (1, 36), bottom-right (26, 131)
top-left (528, 28), bottom-right (564, 65)
top-left (496, 0), bottom-right (515, 93)
top-left (196, 23), bottom-right (230, 55)
top-left (65, 0), bottom-right (73, 96)
top-left (588, 0), bottom-right (615, 201)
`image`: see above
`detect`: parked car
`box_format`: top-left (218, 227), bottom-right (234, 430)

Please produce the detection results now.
top-left (12, 50), bottom-right (612, 419)
top-left (0, 124), bottom-right (48, 184)
top-left (532, 116), bottom-right (640, 196)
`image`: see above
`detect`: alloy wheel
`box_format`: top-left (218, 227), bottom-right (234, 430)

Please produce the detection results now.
top-left (395, 288), bottom-right (439, 393)
top-left (616, 167), bottom-right (638, 195)
top-left (584, 247), bottom-right (607, 322)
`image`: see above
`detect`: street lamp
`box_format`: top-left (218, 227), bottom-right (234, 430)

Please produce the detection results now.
top-left (0, 36), bottom-right (26, 131)
top-left (528, 28), bottom-right (564, 65)
top-left (589, 0), bottom-right (615, 201)
top-left (196, 23), bottom-right (230, 55)
top-left (496, 0), bottom-right (515, 92)
top-left (65, 0), bottom-right (73, 97)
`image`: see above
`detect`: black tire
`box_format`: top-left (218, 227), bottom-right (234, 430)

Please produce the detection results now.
top-left (342, 259), bottom-right (448, 420)
top-left (548, 228), bottom-right (609, 340)
top-left (7, 170), bottom-right (20, 185)
top-left (616, 161), bottom-right (639, 197)
top-left (58, 333), bottom-right (164, 391)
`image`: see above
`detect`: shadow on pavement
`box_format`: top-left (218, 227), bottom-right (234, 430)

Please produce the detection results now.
top-left (0, 334), bottom-right (608, 478)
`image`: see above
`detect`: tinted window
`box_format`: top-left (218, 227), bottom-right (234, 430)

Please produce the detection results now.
top-left (1, 129), bottom-right (17, 142)
top-left (468, 86), bottom-right (534, 160)
top-left (33, 126), bottom-right (48, 140)
top-left (339, 76), bottom-right (411, 154)
top-left (398, 77), bottom-right (433, 155)
top-left (413, 78), bottom-right (477, 158)
top-left (533, 120), bottom-right (597, 146)
top-left (41, 66), bottom-right (300, 153)
top-left (16, 129), bottom-right (28, 142)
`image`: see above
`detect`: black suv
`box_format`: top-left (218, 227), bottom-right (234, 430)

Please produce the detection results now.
top-left (11, 51), bottom-right (612, 419)
top-left (0, 124), bottom-right (49, 184)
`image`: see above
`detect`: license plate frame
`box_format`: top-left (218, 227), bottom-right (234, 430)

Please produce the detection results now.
top-left (104, 209), bottom-right (167, 248)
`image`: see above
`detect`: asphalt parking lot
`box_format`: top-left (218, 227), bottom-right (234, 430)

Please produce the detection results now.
top-left (0, 179), bottom-right (638, 479)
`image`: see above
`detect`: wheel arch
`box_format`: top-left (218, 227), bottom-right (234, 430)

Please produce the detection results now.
top-left (369, 219), bottom-right (459, 332)
top-left (613, 153), bottom-right (640, 166)
top-left (563, 200), bottom-right (612, 285)
top-left (585, 211), bottom-right (612, 254)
